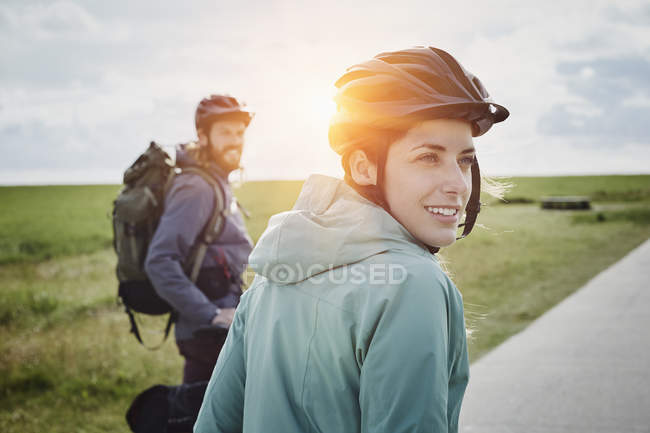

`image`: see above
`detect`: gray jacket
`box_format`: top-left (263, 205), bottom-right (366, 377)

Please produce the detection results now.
top-left (144, 145), bottom-right (253, 341)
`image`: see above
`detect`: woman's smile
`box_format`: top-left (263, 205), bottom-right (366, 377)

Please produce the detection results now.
top-left (424, 205), bottom-right (461, 224)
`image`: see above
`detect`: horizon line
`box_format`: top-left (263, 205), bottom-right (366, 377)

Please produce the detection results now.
top-left (2, 172), bottom-right (650, 187)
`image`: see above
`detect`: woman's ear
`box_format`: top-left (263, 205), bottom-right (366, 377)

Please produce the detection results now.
top-left (349, 149), bottom-right (377, 186)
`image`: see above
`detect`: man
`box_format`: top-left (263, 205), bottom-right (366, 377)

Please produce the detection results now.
top-left (144, 94), bottom-right (254, 383)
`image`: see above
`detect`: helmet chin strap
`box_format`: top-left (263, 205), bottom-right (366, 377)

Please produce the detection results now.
top-left (426, 160), bottom-right (481, 255)
top-left (457, 160), bottom-right (482, 240)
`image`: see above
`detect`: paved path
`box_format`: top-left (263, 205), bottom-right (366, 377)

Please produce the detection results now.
top-left (459, 239), bottom-right (650, 433)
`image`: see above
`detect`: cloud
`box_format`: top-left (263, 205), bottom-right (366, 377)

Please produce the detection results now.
top-left (605, 2), bottom-right (650, 26)
top-left (0, 1), bottom-right (100, 41)
top-left (538, 56), bottom-right (650, 143)
top-left (2, 0), bottom-right (650, 184)
top-left (0, 1), bottom-right (126, 89)
top-left (0, 119), bottom-right (144, 170)
top-left (557, 57), bottom-right (650, 104)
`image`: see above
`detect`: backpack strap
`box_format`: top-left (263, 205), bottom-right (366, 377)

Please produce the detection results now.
top-left (123, 303), bottom-right (175, 350)
top-left (180, 167), bottom-right (231, 283)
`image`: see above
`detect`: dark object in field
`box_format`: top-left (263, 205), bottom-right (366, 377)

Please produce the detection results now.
top-left (126, 381), bottom-right (208, 433)
top-left (126, 385), bottom-right (168, 433)
top-left (541, 196), bottom-right (591, 210)
top-left (502, 196), bottom-right (535, 204)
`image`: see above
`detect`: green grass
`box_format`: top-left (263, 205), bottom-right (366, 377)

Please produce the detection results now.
top-left (489, 174), bottom-right (650, 204)
top-left (0, 180), bottom-right (306, 432)
top-left (234, 180), bottom-right (304, 242)
top-left (0, 250), bottom-right (182, 433)
top-left (571, 207), bottom-right (650, 225)
top-left (0, 185), bottom-right (120, 264)
top-left (0, 181), bottom-right (302, 266)
top-left (442, 201), bottom-right (650, 360)
top-left (1, 175), bottom-right (649, 432)
top-left (2, 176), bottom-right (646, 264)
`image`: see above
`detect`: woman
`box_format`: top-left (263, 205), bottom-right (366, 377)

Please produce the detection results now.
top-left (194, 46), bottom-right (509, 433)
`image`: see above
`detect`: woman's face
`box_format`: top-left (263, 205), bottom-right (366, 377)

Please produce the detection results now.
top-left (383, 119), bottom-right (475, 248)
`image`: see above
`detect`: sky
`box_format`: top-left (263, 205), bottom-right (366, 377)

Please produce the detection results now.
top-left (1, 0), bottom-right (649, 184)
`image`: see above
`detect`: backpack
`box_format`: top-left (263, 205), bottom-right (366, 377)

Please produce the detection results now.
top-left (112, 141), bottom-right (228, 348)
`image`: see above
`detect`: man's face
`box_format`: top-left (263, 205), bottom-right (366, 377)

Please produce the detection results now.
top-left (199, 119), bottom-right (247, 173)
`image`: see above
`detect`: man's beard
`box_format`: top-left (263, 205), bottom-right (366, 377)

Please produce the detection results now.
top-left (217, 153), bottom-right (241, 173)
top-left (210, 142), bottom-right (242, 173)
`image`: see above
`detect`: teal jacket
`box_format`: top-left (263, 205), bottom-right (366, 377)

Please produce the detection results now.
top-left (194, 175), bottom-right (469, 433)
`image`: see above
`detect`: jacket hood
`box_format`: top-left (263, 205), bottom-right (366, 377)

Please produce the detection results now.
top-left (249, 174), bottom-right (429, 284)
top-left (175, 143), bottom-right (200, 168)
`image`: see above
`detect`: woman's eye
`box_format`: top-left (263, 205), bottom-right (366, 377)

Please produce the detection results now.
top-left (459, 156), bottom-right (476, 167)
top-left (417, 153), bottom-right (439, 163)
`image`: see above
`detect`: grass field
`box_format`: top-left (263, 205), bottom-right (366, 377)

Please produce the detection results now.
top-left (496, 175), bottom-right (650, 203)
top-left (0, 185), bottom-right (121, 264)
top-left (1, 175), bottom-right (649, 432)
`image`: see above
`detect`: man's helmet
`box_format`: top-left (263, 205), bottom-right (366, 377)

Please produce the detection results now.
top-left (328, 46), bottom-right (509, 245)
top-left (195, 94), bottom-right (253, 132)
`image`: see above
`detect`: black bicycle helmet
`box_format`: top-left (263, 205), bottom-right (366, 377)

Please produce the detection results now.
top-left (195, 94), bottom-right (253, 131)
top-left (329, 46), bottom-right (509, 245)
